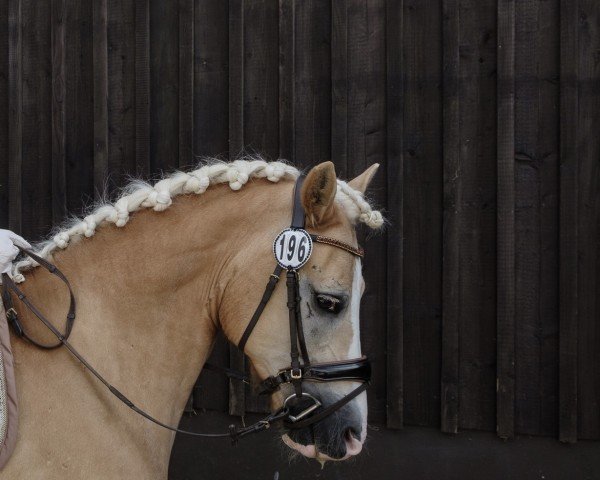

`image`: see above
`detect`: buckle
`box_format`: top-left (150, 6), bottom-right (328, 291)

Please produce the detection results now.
top-left (5, 307), bottom-right (16, 319)
top-left (290, 368), bottom-right (302, 380)
top-left (283, 393), bottom-right (322, 423)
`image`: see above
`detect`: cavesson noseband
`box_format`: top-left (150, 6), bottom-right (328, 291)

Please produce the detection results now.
top-left (1, 173), bottom-right (371, 442)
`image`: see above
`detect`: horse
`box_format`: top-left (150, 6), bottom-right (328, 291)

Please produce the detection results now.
top-left (1, 159), bottom-right (382, 479)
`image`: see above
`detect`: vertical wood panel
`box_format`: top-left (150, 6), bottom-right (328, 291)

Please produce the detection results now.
top-left (150, 1), bottom-right (178, 172)
top-left (243, 0), bottom-right (278, 159)
top-left (576, 0), bottom-right (600, 441)
top-left (92, 0), bottom-right (108, 195)
top-left (278, 0), bottom-right (293, 161)
top-left (385, 0), bottom-right (403, 430)
top-left (178, 0), bottom-right (194, 165)
top-left (0, 0), bottom-right (9, 227)
top-left (228, 0), bottom-right (245, 417)
top-left (293, 0), bottom-right (330, 166)
top-left (228, 0), bottom-right (243, 156)
top-left (65, 0), bottom-right (94, 213)
top-left (330, 0), bottom-right (348, 177)
top-left (51, 0), bottom-right (67, 223)
top-left (441, 0), bottom-right (460, 434)
top-left (21, 0), bottom-right (52, 238)
top-left (514, 0), bottom-right (560, 437)
top-left (8, 0), bottom-right (22, 231)
top-left (496, 0), bottom-right (515, 440)
top-left (193, 0), bottom-right (228, 159)
top-left (558, 0), bottom-right (578, 444)
top-left (107, 0), bottom-right (135, 182)
top-left (401, 0), bottom-right (443, 429)
top-left (456, 0), bottom-right (497, 432)
top-left (135, 0), bottom-right (150, 175)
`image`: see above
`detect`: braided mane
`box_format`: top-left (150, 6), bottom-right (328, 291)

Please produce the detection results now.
top-left (12, 159), bottom-right (383, 282)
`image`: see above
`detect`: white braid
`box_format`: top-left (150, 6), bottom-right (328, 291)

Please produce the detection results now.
top-left (11, 159), bottom-right (383, 282)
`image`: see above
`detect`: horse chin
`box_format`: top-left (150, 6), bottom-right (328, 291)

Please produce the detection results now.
top-left (281, 433), bottom-right (364, 462)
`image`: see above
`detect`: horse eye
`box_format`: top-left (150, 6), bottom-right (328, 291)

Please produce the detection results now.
top-left (315, 294), bottom-right (343, 314)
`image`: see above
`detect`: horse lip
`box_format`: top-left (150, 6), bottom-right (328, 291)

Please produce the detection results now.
top-left (281, 434), bottom-right (363, 461)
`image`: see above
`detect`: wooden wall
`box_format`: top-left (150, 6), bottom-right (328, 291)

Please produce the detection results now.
top-left (0, 0), bottom-right (599, 443)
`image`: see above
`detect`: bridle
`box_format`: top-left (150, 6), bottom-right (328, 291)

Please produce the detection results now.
top-left (0, 173), bottom-right (371, 442)
top-left (235, 173), bottom-right (371, 431)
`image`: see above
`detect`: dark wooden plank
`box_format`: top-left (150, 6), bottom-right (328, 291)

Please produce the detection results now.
top-left (135, 0), bottom-right (150, 175)
top-left (7, 0), bottom-right (21, 231)
top-left (558, 0), bottom-right (578, 444)
top-left (496, 0), bottom-right (516, 440)
top-left (21, 0), bottom-right (52, 239)
top-left (242, 0), bottom-right (278, 159)
top-left (576, 0), bottom-right (600, 441)
top-left (178, 0), bottom-right (193, 165)
top-left (228, 0), bottom-right (243, 157)
top-left (534, 0), bottom-right (560, 437)
top-left (345, 0), bottom-right (387, 424)
top-left (107, 0), bottom-right (136, 184)
top-left (401, 0), bottom-right (443, 429)
top-left (227, 0), bottom-right (245, 417)
top-left (0, 1), bottom-right (10, 228)
top-left (150, 0), bottom-right (178, 173)
top-left (278, 0), bottom-right (293, 161)
top-left (193, 0), bottom-right (228, 160)
top-left (514, 0), bottom-right (560, 437)
top-left (65, 0), bottom-right (94, 214)
top-left (51, 0), bottom-right (67, 224)
top-left (92, 0), bottom-right (108, 196)
top-left (385, 0), bottom-right (403, 430)
top-left (440, 0), bottom-right (459, 434)
top-left (456, 0), bottom-right (497, 432)
top-left (330, 0), bottom-right (348, 177)
top-left (293, 0), bottom-right (330, 166)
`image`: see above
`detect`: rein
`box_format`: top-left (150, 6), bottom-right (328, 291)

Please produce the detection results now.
top-left (0, 174), bottom-right (371, 443)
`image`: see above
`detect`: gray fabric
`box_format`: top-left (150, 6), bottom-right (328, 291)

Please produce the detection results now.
top-left (0, 304), bottom-right (18, 470)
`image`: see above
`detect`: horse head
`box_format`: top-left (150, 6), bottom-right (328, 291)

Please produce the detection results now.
top-left (220, 161), bottom-right (380, 462)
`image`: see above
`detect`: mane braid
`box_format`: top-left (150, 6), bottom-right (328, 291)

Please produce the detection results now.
top-left (11, 159), bottom-right (384, 283)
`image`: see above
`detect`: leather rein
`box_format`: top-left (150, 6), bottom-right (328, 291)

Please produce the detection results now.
top-left (0, 173), bottom-right (371, 443)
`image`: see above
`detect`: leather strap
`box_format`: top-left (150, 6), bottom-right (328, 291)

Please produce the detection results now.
top-left (237, 264), bottom-right (283, 352)
top-left (259, 356), bottom-right (371, 394)
top-left (284, 382), bottom-right (369, 429)
top-left (1, 248), bottom-right (76, 349)
top-left (286, 270), bottom-right (303, 397)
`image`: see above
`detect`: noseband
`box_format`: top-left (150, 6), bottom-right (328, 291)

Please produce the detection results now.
top-left (0, 173), bottom-right (371, 443)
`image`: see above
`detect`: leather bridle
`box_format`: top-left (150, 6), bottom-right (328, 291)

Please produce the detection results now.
top-left (235, 173), bottom-right (371, 431)
top-left (0, 173), bottom-right (371, 442)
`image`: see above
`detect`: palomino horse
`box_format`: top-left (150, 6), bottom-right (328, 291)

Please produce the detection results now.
top-left (2, 159), bottom-right (382, 478)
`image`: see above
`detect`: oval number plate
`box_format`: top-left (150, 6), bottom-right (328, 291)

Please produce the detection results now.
top-left (273, 228), bottom-right (313, 270)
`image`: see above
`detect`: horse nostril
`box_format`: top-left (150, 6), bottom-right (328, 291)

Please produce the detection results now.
top-left (344, 426), bottom-right (360, 443)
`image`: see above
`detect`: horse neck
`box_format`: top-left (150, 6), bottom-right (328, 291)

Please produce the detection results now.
top-left (10, 181), bottom-right (291, 474)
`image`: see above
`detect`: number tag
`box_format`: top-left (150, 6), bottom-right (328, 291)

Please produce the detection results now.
top-left (273, 228), bottom-right (313, 270)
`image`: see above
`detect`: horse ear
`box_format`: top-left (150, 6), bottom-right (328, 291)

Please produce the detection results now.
top-left (301, 161), bottom-right (337, 227)
top-left (348, 163), bottom-right (379, 194)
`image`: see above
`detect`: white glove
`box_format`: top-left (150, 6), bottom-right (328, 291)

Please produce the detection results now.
top-left (0, 229), bottom-right (31, 274)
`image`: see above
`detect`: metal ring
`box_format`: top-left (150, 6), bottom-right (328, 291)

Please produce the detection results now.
top-left (283, 393), bottom-right (322, 423)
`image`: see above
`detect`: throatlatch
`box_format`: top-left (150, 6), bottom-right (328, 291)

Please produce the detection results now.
top-left (1, 173), bottom-right (371, 443)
